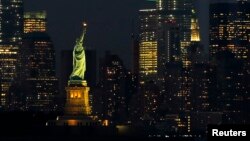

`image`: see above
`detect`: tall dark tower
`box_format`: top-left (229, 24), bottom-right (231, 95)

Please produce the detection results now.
top-left (7, 10), bottom-right (59, 111)
top-left (155, 0), bottom-right (203, 133)
top-left (209, 1), bottom-right (250, 124)
top-left (0, 0), bottom-right (23, 108)
top-left (164, 0), bottom-right (195, 68)
top-left (21, 32), bottom-right (58, 111)
top-left (99, 52), bottom-right (127, 123)
top-left (155, 0), bottom-right (196, 85)
top-left (209, 1), bottom-right (250, 63)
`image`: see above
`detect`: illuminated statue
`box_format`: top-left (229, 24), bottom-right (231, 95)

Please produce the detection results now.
top-left (70, 22), bottom-right (87, 80)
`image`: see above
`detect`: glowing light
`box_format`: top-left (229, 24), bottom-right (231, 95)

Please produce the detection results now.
top-left (102, 120), bottom-right (109, 126)
top-left (139, 41), bottom-right (158, 75)
top-left (83, 22), bottom-right (87, 27)
top-left (68, 120), bottom-right (78, 126)
top-left (24, 11), bottom-right (46, 33)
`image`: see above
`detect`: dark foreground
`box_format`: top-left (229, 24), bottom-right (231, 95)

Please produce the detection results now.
top-left (0, 112), bottom-right (205, 141)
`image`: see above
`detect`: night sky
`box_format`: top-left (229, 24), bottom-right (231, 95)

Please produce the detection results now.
top-left (23, 0), bottom-right (235, 70)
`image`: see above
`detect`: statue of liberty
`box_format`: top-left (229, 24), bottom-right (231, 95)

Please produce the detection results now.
top-left (70, 22), bottom-right (87, 81)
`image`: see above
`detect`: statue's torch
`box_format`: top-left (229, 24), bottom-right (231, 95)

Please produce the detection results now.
top-left (83, 22), bottom-right (87, 34)
top-left (79, 21), bottom-right (87, 43)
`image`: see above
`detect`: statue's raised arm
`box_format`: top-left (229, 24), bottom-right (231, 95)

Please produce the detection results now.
top-left (69, 22), bottom-right (87, 81)
top-left (79, 22), bottom-right (87, 43)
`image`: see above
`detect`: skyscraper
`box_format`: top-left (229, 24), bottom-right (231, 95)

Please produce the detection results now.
top-left (138, 9), bottom-right (158, 83)
top-left (190, 10), bottom-right (200, 42)
top-left (190, 64), bottom-right (210, 112)
top-left (0, 0), bottom-right (23, 108)
top-left (209, 0), bottom-right (250, 62)
top-left (209, 0), bottom-right (250, 124)
top-left (164, 0), bottom-right (195, 68)
top-left (162, 20), bottom-right (181, 63)
top-left (138, 0), bottom-right (197, 84)
top-left (141, 80), bottom-right (161, 122)
top-left (209, 50), bottom-right (248, 123)
top-left (24, 11), bottom-right (46, 33)
top-left (153, 0), bottom-right (203, 133)
top-left (21, 32), bottom-right (58, 111)
top-left (156, 19), bottom-right (182, 83)
top-left (99, 52), bottom-right (128, 123)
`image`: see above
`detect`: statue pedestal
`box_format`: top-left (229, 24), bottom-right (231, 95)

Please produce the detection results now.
top-left (47, 80), bottom-right (100, 126)
top-left (65, 80), bottom-right (91, 116)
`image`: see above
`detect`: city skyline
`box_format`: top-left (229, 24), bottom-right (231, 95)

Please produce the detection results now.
top-left (0, 0), bottom-right (249, 140)
top-left (22, 0), bottom-right (212, 69)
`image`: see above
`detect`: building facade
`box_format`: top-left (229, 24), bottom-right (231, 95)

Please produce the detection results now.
top-left (163, 0), bottom-right (195, 68)
top-left (138, 9), bottom-right (158, 83)
top-left (0, 0), bottom-right (23, 109)
top-left (210, 0), bottom-right (250, 62)
top-left (20, 32), bottom-right (58, 111)
top-left (99, 52), bottom-right (128, 124)
top-left (209, 0), bottom-right (249, 123)
top-left (24, 11), bottom-right (46, 33)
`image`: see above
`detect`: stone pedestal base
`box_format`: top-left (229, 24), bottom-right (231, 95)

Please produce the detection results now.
top-left (64, 80), bottom-right (91, 116)
top-left (47, 80), bottom-right (100, 127)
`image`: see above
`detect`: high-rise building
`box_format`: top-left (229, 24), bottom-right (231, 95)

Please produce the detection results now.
top-left (190, 64), bottom-right (210, 112)
top-left (191, 11), bottom-right (200, 42)
top-left (163, 62), bottom-right (192, 133)
top-left (158, 0), bottom-right (194, 35)
top-left (209, 50), bottom-right (248, 123)
top-left (141, 80), bottom-right (161, 122)
top-left (99, 52), bottom-right (128, 123)
top-left (156, 19), bottom-right (182, 83)
top-left (138, 9), bottom-right (158, 83)
top-left (20, 32), bottom-right (58, 111)
top-left (138, 0), bottom-right (197, 84)
top-left (164, 62), bottom-right (182, 113)
top-left (209, 1), bottom-right (250, 62)
top-left (163, 0), bottom-right (195, 68)
top-left (162, 20), bottom-right (181, 63)
top-left (24, 11), bottom-right (46, 33)
top-left (0, 0), bottom-right (23, 108)
top-left (137, 0), bottom-right (201, 131)
top-left (209, 1), bottom-right (249, 123)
